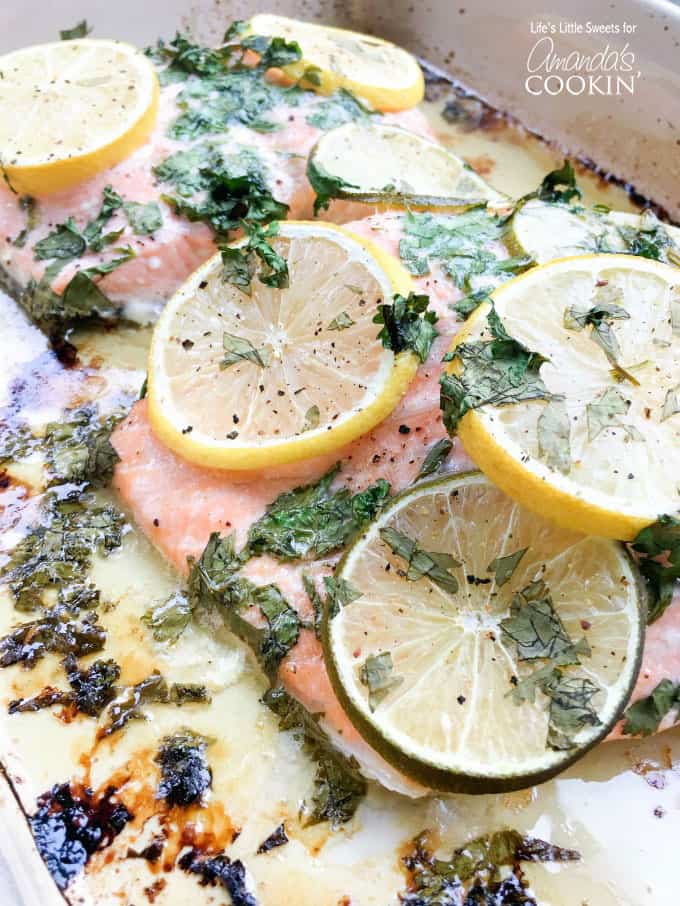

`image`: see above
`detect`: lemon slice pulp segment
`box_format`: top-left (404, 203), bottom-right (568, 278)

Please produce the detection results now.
top-left (308, 121), bottom-right (505, 210)
top-left (147, 221), bottom-right (418, 470)
top-left (248, 14), bottom-right (424, 111)
top-left (448, 254), bottom-right (680, 540)
top-left (0, 39), bottom-right (159, 195)
top-left (325, 472), bottom-right (645, 792)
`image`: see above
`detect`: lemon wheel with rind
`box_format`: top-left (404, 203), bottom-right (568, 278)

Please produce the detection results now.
top-left (0, 39), bottom-right (159, 195)
top-left (147, 221), bottom-right (419, 470)
top-left (324, 472), bottom-right (645, 793)
top-left (247, 14), bottom-right (424, 111)
top-left (449, 254), bottom-right (680, 541)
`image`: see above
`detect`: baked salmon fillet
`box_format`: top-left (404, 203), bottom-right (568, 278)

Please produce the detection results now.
top-left (0, 48), bottom-right (434, 326)
top-left (113, 209), bottom-right (680, 791)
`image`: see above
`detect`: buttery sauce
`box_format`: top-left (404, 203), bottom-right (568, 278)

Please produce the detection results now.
top-left (0, 75), bottom-right (678, 906)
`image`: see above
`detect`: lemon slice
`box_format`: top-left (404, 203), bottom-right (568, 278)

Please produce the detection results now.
top-left (325, 472), bottom-right (644, 792)
top-left (248, 14), bottom-right (424, 111)
top-left (147, 221), bottom-right (418, 470)
top-left (0, 39), bottom-right (159, 195)
top-left (308, 121), bottom-right (505, 210)
top-left (446, 255), bottom-right (680, 540)
top-left (508, 199), bottom-right (680, 264)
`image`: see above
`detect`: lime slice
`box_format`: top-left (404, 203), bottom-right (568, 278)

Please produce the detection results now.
top-left (308, 121), bottom-right (505, 210)
top-left (248, 14), bottom-right (424, 111)
top-left (447, 254), bottom-right (680, 540)
top-left (147, 221), bottom-right (418, 470)
top-left (0, 39), bottom-right (159, 195)
top-left (508, 199), bottom-right (680, 264)
top-left (325, 472), bottom-right (645, 793)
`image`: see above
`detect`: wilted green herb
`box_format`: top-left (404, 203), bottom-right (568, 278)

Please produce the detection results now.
top-left (486, 548), bottom-right (527, 587)
top-left (9, 654), bottom-right (120, 716)
top-left (155, 729), bottom-right (213, 807)
top-left (360, 651), bottom-right (403, 711)
top-left (440, 304), bottom-right (549, 435)
top-left (400, 208), bottom-right (531, 294)
top-left (12, 196), bottom-right (39, 248)
top-left (307, 160), bottom-right (358, 215)
top-left (306, 88), bottom-right (374, 131)
top-left (142, 591), bottom-right (192, 644)
top-left (380, 527), bottom-right (460, 594)
top-left (532, 159), bottom-right (581, 205)
top-left (631, 515), bottom-right (680, 624)
top-left (661, 385), bottom-right (680, 422)
top-left (500, 580), bottom-right (588, 663)
top-left (98, 672), bottom-right (210, 738)
top-left (59, 20), bottom-right (91, 40)
top-left (451, 288), bottom-right (491, 320)
top-left (622, 678), bottom-right (680, 736)
top-left (328, 312), bottom-right (355, 331)
top-left (247, 465), bottom-right (390, 560)
top-left (221, 331), bottom-right (271, 370)
top-left (263, 685), bottom-right (366, 827)
top-left (564, 286), bottom-right (638, 385)
top-left (222, 221), bottom-right (289, 293)
top-left (615, 208), bottom-right (680, 262)
top-left (417, 438), bottom-right (453, 480)
top-left (44, 406), bottom-right (120, 487)
top-left (0, 610), bottom-right (107, 670)
top-left (0, 422), bottom-right (38, 466)
top-left (400, 828), bottom-right (579, 905)
top-left (585, 387), bottom-right (640, 442)
top-left (123, 201), bottom-right (163, 235)
top-left (302, 405), bottom-right (320, 432)
top-left (373, 292), bottom-right (439, 363)
top-left (537, 397), bottom-right (571, 474)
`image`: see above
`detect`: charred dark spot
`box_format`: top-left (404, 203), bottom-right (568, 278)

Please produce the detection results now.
top-left (179, 849), bottom-right (258, 906)
top-left (256, 822), bottom-right (288, 854)
top-left (30, 782), bottom-right (132, 890)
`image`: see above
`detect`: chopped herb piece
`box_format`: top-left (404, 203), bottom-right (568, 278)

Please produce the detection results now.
top-left (257, 822), bottom-right (288, 853)
top-left (417, 438), bottom-right (453, 480)
top-left (299, 65), bottom-right (323, 87)
top-left (171, 683), bottom-right (211, 705)
top-left (12, 654), bottom-right (122, 716)
top-left (500, 580), bottom-right (586, 663)
top-left (263, 685), bottom-right (367, 827)
top-left (631, 515), bottom-right (680, 624)
top-left (380, 527), bottom-right (460, 594)
top-left (564, 288), bottom-right (637, 384)
top-left (451, 288), bottom-right (491, 320)
top-left (487, 548), bottom-right (527, 587)
top-left (221, 331), bottom-right (271, 369)
top-left (306, 88), bottom-right (374, 131)
top-left (98, 672), bottom-right (168, 736)
top-left (533, 159), bottom-right (581, 204)
top-left (155, 729), bottom-right (213, 807)
top-left (179, 850), bottom-right (258, 906)
top-left (537, 397), bottom-right (571, 474)
top-left (328, 311), bottom-right (355, 331)
top-left (543, 673), bottom-right (601, 750)
top-left (248, 466), bottom-right (390, 560)
top-left (12, 195), bottom-right (39, 248)
top-left (240, 34), bottom-right (302, 69)
top-left (0, 610), bottom-right (106, 669)
top-left (60, 20), bottom-right (91, 40)
top-left (585, 387), bottom-right (632, 441)
top-left (440, 304), bottom-right (549, 435)
top-left (123, 200), bottom-right (163, 235)
top-left (373, 292), bottom-right (439, 363)
top-left (622, 678), bottom-right (680, 736)
top-left (0, 422), bottom-right (38, 465)
top-left (661, 385), bottom-right (680, 422)
top-left (400, 829), bottom-right (579, 906)
top-left (400, 208), bottom-right (531, 293)
top-left (44, 405), bottom-right (120, 487)
top-left (142, 591), bottom-right (192, 644)
top-left (58, 271), bottom-right (117, 320)
top-left (302, 405), bottom-right (320, 432)
top-left (307, 160), bottom-right (358, 215)
top-left (359, 651), bottom-right (403, 711)
top-left (616, 209), bottom-right (680, 262)
top-left (253, 583), bottom-right (301, 674)
top-left (33, 219), bottom-right (86, 260)
top-left (304, 573), bottom-right (362, 634)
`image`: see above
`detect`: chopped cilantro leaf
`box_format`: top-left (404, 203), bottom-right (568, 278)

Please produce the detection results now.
top-left (247, 466), bottom-right (390, 560)
top-left (533, 159), bottom-right (582, 204)
top-left (417, 438), bottom-right (453, 480)
top-left (622, 678), bottom-right (680, 736)
top-left (221, 220), bottom-right (289, 293)
top-left (440, 303), bottom-right (549, 434)
top-left (123, 201), bottom-right (163, 235)
top-left (373, 292), bottom-right (438, 363)
top-left (155, 730), bottom-right (213, 807)
top-left (44, 405), bottom-right (120, 488)
top-left (487, 548), bottom-right (527, 587)
top-left (328, 312), bottom-right (355, 331)
top-left (59, 20), bottom-right (91, 40)
top-left (537, 397), bottom-right (571, 474)
top-left (307, 160), bottom-right (358, 215)
top-left (221, 331), bottom-right (270, 369)
top-left (631, 515), bottom-right (680, 624)
top-left (142, 591), bottom-right (192, 644)
top-left (359, 651), bottom-right (403, 711)
top-left (306, 88), bottom-right (374, 131)
top-left (380, 527), bottom-right (460, 594)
